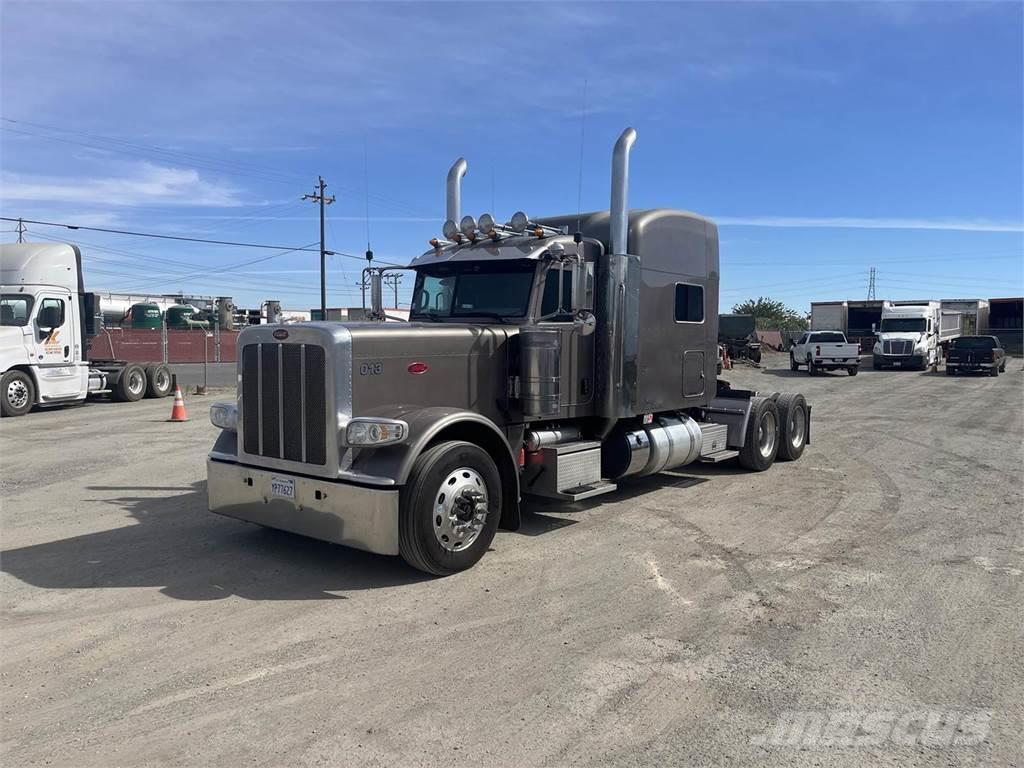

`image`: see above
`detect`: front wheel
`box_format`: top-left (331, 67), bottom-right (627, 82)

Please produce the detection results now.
top-left (789, 354), bottom-right (798, 371)
top-left (990, 365), bottom-right (999, 378)
top-left (399, 440), bottom-right (502, 575)
top-left (1, 370), bottom-right (35, 417)
top-left (737, 397), bottom-right (780, 472)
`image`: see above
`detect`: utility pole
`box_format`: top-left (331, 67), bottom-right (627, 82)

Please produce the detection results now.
top-left (303, 177), bottom-right (335, 318)
top-left (16, 218), bottom-right (26, 243)
top-left (867, 266), bottom-right (877, 301)
top-left (383, 273), bottom-right (402, 308)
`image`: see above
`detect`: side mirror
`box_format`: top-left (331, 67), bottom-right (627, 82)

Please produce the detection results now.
top-left (369, 270), bottom-right (384, 321)
top-left (38, 305), bottom-right (62, 330)
top-left (570, 254), bottom-right (587, 314)
top-left (871, 322), bottom-right (876, 333)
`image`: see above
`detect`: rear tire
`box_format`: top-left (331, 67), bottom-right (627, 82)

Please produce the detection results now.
top-left (144, 363), bottom-right (173, 398)
top-left (1, 370), bottom-right (35, 417)
top-left (847, 366), bottom-right (858, 376)
top-left (399, 440), bottom-right (501, 576)
top-left (737, 397), bottom-right (780, 472)
top-left (114, 364), bottom-right (147, 402)
top-left (749, 347), bottom-right (762, 364)
top-left (776, 393), bottom-right (807, 462)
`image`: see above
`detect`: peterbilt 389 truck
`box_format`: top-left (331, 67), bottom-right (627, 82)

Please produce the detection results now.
top-left (207, 128), bottom-right (812, 575)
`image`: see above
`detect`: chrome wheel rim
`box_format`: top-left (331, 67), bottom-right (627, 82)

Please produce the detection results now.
top-left (789, 406), bottom-right (805, 450)
top-left (432, 467), bottom-right (489, 552)
top-left (155, 368), bottom-right (169, 391)
top-left (128, 369), bottom-right (145, 395)
top-left (758, 411), bottom-right (777, 459)
top-left (7, 380), bottom-right (29, 409)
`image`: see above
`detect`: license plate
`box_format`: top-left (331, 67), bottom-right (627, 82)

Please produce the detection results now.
top-left (270, 477), bottom-right (295, 499)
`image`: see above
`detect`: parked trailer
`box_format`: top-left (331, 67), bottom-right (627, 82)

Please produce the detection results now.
top-left (940, 299), bottom-right (989, 337)
top-left (0, 243), bottom-right (174, 416)
top-left (206, 128), bottom-right (814, 575)
top-left (810, 301), bottom-right (847, 332)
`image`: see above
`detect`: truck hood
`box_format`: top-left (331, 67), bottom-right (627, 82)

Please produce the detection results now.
top-left (0, 325), bottom-right (31, 368)
top-left (345, 322), bottom-right (514, 419)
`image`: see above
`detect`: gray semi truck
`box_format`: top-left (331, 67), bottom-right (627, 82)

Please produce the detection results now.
top-left (207, 128), bottom-right (812, 575)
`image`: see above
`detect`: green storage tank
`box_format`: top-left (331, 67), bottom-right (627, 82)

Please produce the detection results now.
top-left (129, 303), bottom-right (163, 329)
top-left (165, 305), bottom-right (199, 329)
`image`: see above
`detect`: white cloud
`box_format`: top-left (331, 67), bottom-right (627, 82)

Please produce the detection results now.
top-left (0, 162), bottom-right (243, 208)
top-left (714, 215), bottom-right (1024, 233)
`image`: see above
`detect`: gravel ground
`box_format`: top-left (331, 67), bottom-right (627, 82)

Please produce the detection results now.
top-left (1, 352), bottom-right (1021, 767)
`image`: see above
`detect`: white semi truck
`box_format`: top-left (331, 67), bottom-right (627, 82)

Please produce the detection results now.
top-left (871, 300), bottom-right (962, 370)
top-left (0, 243), bottom-right (174, 416)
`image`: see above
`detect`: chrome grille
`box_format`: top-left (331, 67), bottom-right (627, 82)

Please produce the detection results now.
top-left (883, 340), bottom-right (913, 355)
top-left (241, 342), bottom-right (327, 466)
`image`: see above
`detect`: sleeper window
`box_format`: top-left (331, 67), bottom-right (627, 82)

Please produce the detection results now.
top-left (674, 283), bottom-right (704, 323)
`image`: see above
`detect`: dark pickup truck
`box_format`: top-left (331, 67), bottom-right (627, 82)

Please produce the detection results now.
top-left (946, 336), bottom-right (1007, 377)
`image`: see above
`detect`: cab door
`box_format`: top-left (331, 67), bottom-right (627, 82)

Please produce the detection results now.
top-left (32, 293), bottom-right (84, 399)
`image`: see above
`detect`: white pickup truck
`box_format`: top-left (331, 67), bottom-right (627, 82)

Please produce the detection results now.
top-left (790, 331), bottom-right (860, 376)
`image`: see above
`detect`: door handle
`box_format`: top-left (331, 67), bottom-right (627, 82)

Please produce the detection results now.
top-left (64, 346), bottom-right (70, 356)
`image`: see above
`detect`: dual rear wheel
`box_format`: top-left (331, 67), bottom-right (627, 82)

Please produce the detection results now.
top-left (737, 394), bottom-right (807, 471)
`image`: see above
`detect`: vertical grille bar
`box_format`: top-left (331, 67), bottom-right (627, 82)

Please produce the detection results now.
top-left (304, 345), bottom-right (327, 465)
top-left (281, 344), bottom-right (303, 461)
top-left (261, 343), bottom-right (281, 458)
top-left (241, 344), bottom-right (260, 455)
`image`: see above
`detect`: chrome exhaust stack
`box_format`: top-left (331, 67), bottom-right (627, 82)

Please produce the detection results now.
top-left (610, 127), bottom-right (637, 256)
top-left (446, 158), bottom-right (468, 225)
top-left (595, 128), bottom-right (639, 437)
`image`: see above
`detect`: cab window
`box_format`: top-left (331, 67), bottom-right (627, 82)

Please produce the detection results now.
top-left (540, 267), bottom-right (572, 319)
top-left (38, 298), bottom-right (66, 327)
top-left (674, 283), bottom-right (704, 323)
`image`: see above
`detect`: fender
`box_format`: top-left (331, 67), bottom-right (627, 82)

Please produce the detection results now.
top-left (347, 406), bottom-right (522, 530)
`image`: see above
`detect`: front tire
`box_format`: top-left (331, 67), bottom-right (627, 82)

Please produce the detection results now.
top-left (789, 353), bottom-right (798, 371)
top-left (990, 365), bottom-right (999, 378)
top-left (1, 370), bottom-right (35, 417)
top-left (737, 397), bottom-right (780, 472)
top-left (114, 364), bottom-right (147, 402)
top-left (399, 440), bottom-right (501, 575)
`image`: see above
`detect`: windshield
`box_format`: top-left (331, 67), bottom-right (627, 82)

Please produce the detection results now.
top-left (810, 332), bottom-right (846, 343)
top-left (410, 260), bottom-right (536, 319)
top-left (0, 294), bottom-right (34, 327)
top-left (952, 337), bottom-right (995, 350)
top-left (880, 318), bottom-right (926, 333)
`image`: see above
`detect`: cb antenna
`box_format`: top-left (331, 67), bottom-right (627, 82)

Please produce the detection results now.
top-left (575, 78), bottom-right (588, 236)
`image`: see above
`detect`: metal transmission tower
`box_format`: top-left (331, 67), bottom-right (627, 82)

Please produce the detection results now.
top-left (16, 218), bottom-right (26, 243)
top-left (867, 267), bottom-right (877, 301)
top-left (303, 177), bottom-right (336, 318)
top-left (383, 273), bottom-right (403, 309)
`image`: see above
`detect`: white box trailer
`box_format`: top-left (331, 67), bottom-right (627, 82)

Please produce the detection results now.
top-left (810, 301), bottom-right (847, 332)
top-left (940, 299), bottom-right (990, 336)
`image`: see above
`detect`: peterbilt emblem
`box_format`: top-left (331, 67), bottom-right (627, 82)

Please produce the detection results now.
top-left (272, 329), bottom-right (289, 340)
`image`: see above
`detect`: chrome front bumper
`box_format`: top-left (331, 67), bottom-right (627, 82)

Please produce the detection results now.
top-left (207, 459), bottom-right (400, 555)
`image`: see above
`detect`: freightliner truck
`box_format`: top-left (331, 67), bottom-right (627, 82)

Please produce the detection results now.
top-left (0, 243), bottom-right (174, 416)
top-left (206, 128), bottom-right (813, 575)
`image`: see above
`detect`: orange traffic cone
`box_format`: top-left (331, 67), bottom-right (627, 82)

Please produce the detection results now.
top-left (168, 384), bottom-right (189, 422)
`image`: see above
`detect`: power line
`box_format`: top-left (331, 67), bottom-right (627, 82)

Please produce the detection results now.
top-left (2, 216), bottom-right (319, 251)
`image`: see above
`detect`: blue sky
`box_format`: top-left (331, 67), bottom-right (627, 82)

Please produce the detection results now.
top-left (1, 1), bottom-right (1021, 312)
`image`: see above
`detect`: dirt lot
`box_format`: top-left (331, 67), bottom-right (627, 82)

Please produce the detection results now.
top-left (2, 353), bottom-right (1021, 767)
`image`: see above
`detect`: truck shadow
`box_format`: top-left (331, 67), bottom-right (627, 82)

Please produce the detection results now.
top-left (0, 482), bottom-right (431, 601)
top-left (519, 470), bottom-right (712, 521)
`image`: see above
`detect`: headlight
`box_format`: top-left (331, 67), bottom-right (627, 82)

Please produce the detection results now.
top-left (210, 402), bottom-right (238, 431)
top-left (345, 418), bottom-right (408, 447)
